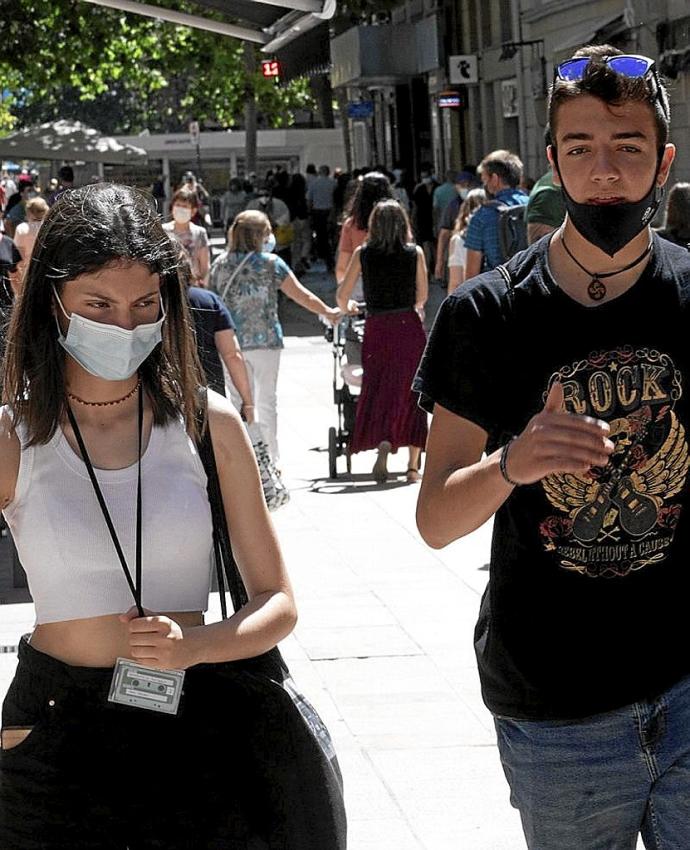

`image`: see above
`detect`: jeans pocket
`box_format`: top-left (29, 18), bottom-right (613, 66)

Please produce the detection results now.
top-left (1, 691), bottom-right (57, 759)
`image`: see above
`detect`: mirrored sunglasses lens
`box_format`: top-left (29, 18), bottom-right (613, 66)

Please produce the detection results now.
top-left (558, 58), bottom-right (589, 81)
top-left (607, 56), bottom-right (652, 77)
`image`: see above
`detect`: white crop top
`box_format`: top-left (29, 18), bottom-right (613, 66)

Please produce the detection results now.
top-left (2, 408), bottom-right (214, 624)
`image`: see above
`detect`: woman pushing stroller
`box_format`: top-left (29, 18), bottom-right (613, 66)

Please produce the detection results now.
top-left (337, 199), bottom-right (428, 483)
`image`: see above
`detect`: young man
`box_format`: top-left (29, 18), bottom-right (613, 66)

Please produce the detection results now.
top-left (415, 45), bottom-right (690, 849)
top-left (463, 149), bottom-right (528, 276)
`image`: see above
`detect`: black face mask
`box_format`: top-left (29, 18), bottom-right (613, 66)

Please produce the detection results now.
top-left (553, 149), bottom-right (664, 257)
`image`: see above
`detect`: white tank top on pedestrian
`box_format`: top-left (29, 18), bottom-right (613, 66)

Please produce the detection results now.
top-left (2, 408), bottom-right (214, 624)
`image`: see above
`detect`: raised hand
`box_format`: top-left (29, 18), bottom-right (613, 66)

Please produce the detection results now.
top-left (504, 381), bottom-right (614, 485)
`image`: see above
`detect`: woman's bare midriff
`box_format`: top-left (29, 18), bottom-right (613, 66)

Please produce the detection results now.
top-left (29, 612), bottom-right (205, 668)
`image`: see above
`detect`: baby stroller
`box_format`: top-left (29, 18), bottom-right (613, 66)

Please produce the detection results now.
top-left (325, 308), bottom-right (365, 478)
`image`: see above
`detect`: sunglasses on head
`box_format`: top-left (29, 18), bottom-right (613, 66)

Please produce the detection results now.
top-left (554, 54), bottom-right (669, 119)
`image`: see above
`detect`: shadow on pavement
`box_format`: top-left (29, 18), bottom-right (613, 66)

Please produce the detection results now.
top-left (308, 473), bottom-right (413, 495)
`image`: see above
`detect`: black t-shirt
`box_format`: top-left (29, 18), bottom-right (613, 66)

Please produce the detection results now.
top-left (361, 244), bottom-right (417, 312)
top-left (188, 287), bottom-right (236, 395)
top-left (414, 234), bottom-right (690, 720)
top-left (0, 235), bottom-right (20, 310)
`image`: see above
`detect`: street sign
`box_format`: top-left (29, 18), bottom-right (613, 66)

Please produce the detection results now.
top-left (261, 60), bottom-right (281, 78)
top-left (438, 91), bottom-right (463, 109)
top-left (449, 54), bottom-right (478, 85)
top-left (188, 120), bottom-right (200, 146)
top-left (347, 101), bottom-right (375, 119)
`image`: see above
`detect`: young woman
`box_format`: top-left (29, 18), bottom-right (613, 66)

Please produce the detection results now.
top-left (210, 210), bottom-right (339, 467)
top-left (0, 184), bottom-right (300, 848)
top-left (335, 171), bottom-right (393, 296)
top-left (447, 187), bottom-right (486, 294)
top-left (163, 186), bottom-right (211, 286)
top-left (337, 200), bottom-right (429, 483)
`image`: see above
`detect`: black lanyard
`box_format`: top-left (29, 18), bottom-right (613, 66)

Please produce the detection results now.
top-left (66, 388), bottom-right (145, 618)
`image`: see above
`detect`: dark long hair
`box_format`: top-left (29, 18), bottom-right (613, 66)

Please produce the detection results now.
top-left (3, 183), bottom-right (204, 445)
top-left (366, 200), bottom-right (413, 254)
top-left (348, 171), bottom-right (394, 231)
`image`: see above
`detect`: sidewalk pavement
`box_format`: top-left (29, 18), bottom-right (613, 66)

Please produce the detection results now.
top-left (0, 264), bottom-right (528, 848)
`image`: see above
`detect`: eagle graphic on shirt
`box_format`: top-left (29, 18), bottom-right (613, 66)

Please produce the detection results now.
top-left (539, 347), bottom-right (689, 577)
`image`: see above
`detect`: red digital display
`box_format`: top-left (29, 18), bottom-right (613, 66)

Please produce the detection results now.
top-left (261, 60), bottom-right (281, 78)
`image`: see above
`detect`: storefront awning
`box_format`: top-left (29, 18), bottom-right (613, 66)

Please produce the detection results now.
top-left (79, 0), bottom-right (335, 52)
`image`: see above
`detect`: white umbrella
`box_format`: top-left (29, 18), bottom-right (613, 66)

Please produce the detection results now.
top-left (0, 120), bottom-right (147, 164)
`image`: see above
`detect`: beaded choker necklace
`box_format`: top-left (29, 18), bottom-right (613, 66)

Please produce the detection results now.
top-left (67, 379), bottom-right (141, 408)
top-left (560, 233), bottom-right (653, 302)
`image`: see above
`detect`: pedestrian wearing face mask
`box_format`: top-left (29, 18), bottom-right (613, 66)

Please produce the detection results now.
top-left (13, 196), bottom-right (49, 283)
top-left (244, 185), bottom-right (292, 266)
top-left (463, 150), bottom-right (528, 277)
top-left (0, 183), bottom-right (345, 848)
top-left (163, 188), bottom-right (210, 287)
top-left (210, 210), bottom-right (339, 466)
top-left (433, 171), bottom-right (478, 282)
top-left (4, 178), bottom-right (38, 239)
top-left (415, 45), bottom-right (690, 849)
top-left (432, 169), bottom-right (459, 234)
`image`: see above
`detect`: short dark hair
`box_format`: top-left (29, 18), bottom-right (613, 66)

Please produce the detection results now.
top-left (3, 183), bottom-right (204, 445)
top-left (547, 44), bottom-right (670, 149)
top-left (478, 150), bottom-right (523, 188)
top-left (58, 165), bottom-right (74, 182)
top-left (171, 187), bottom-right (198, 207)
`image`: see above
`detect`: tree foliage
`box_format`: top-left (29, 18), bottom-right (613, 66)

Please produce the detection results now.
top-left (0, 0), bottom-right (314, 135)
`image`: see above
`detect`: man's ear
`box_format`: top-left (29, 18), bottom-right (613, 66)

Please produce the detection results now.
top-left (546, 145), bottom-right (561, 186)
top-left (657, 143), bottom-right (676, 187)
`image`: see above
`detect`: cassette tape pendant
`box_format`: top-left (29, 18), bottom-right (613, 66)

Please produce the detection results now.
top-left (109, 658), bottom-right (186, 715)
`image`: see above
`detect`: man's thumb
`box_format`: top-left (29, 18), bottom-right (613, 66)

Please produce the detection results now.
top-left (544, 380), bottom-right (564, 413)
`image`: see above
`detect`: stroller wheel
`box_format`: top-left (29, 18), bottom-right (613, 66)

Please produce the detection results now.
top-left (328, 427), bottom-right (338, 479)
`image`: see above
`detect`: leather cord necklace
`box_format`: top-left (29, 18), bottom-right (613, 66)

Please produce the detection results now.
top-left (560, 234), bottom-right (653, 302)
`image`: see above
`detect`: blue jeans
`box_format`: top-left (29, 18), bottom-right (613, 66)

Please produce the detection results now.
top-left (494, 673), bottom-right (690, 849)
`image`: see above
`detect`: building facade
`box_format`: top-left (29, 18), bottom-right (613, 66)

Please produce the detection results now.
top-left (329, 0), bottom-right (689, 184)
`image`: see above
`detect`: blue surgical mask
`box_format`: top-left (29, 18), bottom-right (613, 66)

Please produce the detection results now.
top-left (53, 287), bottom-right (166, 381)
top-left (263, 233), bottom-right (277, 253)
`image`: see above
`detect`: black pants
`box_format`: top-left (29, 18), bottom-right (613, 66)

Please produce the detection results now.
top-left (0, 636), bottom-right (286, 849)
top-left (310, 210), bottom-right (333, 270)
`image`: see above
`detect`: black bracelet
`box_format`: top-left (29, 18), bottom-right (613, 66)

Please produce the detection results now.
top-left (499, 439), bottom-right (521, 487)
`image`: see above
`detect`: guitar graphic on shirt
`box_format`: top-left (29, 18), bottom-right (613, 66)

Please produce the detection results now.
top-left (572, 469), bottom-right (658, 543)
top-left (572, 413), bottom-right (659, 544)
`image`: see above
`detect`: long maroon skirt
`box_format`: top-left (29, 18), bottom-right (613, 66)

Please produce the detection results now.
top-left (350, 309), bottom-right (428, 454)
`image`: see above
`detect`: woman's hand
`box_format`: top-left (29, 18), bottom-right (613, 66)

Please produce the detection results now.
top-left (321, 306), bottom-right (341, 325)
top-left (346, 300), bottom-right (360, 315)
top-left (119, 606), bottom-right (199, 670)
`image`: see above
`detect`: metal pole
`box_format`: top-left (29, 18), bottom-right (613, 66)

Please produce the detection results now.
top-left (79, 0), bottom-right (268, 44)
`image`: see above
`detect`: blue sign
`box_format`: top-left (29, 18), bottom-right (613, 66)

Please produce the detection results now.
top-left (347, 101), bottom-right (374, 119)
